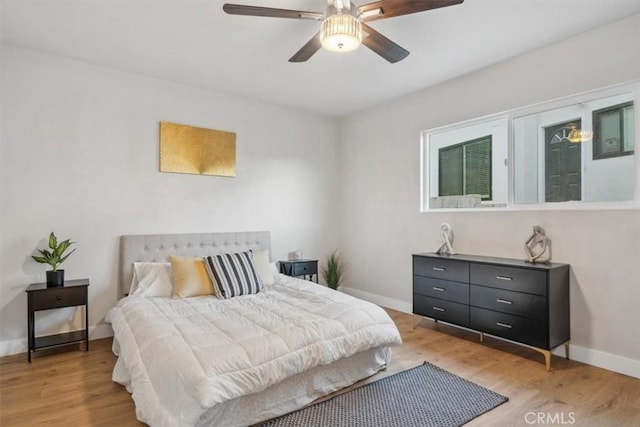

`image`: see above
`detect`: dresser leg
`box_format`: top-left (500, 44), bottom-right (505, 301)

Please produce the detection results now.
top-left (529, 346), bottom-right (553, 371)
top-left (479, 332), bottom-right (484, 343)
top-left (543, 350), bottom-right (552, 371)
top-left (412, 316), bottom-right (419, 330)
top-left (564, 342), bottom-right (570, 360)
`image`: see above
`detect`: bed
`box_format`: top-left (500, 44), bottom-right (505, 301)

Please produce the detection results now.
top-left (106, 231), bottom-right (402, 427)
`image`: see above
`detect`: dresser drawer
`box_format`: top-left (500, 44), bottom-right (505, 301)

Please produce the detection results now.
top-left (470, 264), bottom-right (547, 296)
top-left (470, 307), bottom-right (547, 348)
top-left (293, 261), bottom-right (317, 276)
top-left (414, 295), bottom-right (469, 327)
top-left (413, 256), bottom-right (469, 283)
top-left (470, 285), bottom-right (547, 320)
top-left (31, 286), bottom-right (86, 310)
top-left (414, 276), bottom-right (469, 304)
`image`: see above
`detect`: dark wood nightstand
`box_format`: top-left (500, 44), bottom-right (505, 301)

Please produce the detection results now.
top-left (25, 278), bottom-right (89, 363)
top-left (279, 259), bottom-right (319, 283)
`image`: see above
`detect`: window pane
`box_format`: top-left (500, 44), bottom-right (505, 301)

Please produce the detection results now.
top-left (438, 136), bottom-right (492, 200)
top-left (439, 145), bottom-right (463, 196)
top-left (599, 110), bottom-right (621, 156)
top-left (464, 137), bottom-right (492, 199)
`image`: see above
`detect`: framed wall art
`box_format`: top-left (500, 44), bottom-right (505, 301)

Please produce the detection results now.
top-left (159, 121), bottom-right (236, 177)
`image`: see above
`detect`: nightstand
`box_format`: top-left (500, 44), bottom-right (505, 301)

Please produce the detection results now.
top-left (279, 259), bottom-right (319, 283)
top-left (25, 278), bottom-right (89, 363)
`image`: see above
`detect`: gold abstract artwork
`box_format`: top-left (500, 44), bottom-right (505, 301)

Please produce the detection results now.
top-left (160, 121), bottom-right (236, 177)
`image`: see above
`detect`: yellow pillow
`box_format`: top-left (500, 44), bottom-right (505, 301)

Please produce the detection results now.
top-left (169, 255), bottom-right (214, 298)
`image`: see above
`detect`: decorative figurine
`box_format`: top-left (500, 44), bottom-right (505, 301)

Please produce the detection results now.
top-left (524, 225), bottom-right (551, 263)
top-left (435, 223), bottom-right (457, 255)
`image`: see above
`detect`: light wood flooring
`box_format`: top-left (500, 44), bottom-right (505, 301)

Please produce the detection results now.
top-left (1, 309), bottom-right (639, 426)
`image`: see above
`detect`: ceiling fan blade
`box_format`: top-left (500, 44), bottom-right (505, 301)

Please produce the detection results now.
top-left (359, 0), bottom-right (464, 22)
top-left (289, 32), bottom-right (323, 63)
top-left (361, 23), bottom-right (409, 63)
top-left (223, 4), bottom-right (324, 21)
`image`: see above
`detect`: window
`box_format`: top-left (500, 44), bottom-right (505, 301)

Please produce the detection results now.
top-left (593, 102), bottom-right (634, 159)
top-left (438, 136), bottom-right (492, 200)
top-left (514, 92), bottom-right (635, 204)
top-left (422, 116), bottom-right (508, 210)
top-left (421, 81), bottom-right (638, 211)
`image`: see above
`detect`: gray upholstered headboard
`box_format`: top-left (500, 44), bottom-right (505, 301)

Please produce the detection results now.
top-left (119, 231), bottom-right (271, 296)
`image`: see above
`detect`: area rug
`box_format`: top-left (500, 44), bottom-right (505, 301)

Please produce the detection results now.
top-left (261, 362), bottom-right (508, 427)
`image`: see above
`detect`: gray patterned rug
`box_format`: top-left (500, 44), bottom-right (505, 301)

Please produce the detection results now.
top-left (260, 362), bottom-right (508, 427)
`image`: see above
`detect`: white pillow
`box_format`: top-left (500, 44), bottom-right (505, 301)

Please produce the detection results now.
top-left (129, 262), bottom-right (173, 297)
top-left (269, 261), bottom-right (279, 276)
top-left (252, 250), bottom-right (275, 286)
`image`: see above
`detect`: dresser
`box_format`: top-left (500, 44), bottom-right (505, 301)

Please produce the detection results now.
top-left (413, 253), bottom-right (569, 370)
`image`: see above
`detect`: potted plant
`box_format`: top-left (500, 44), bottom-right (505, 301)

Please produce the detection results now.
top-left (322, 250), bottom-right (345, 290)
top-left (31, 232), bottom-right (76, 286)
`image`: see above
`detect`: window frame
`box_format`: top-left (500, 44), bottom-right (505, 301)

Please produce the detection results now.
top-left (592, 101), bottom-right (634, 160)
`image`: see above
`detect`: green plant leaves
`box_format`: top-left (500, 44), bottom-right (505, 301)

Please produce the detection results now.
top-left (322, 250), bottom-right (345, 290)
top-left (54, 239), bottom-right (72, 258)
top-left (31, 255), bottom-right (49, 264)
top-left (58, 249), bottom-right (76, 265)
top-left (32, 232), bottom-right (75, 271)
top-left (48, 232), bottom-right (57, 250)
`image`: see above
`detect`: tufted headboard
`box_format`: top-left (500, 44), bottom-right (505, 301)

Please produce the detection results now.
top-left (119, 231), bottom-right (271, 297)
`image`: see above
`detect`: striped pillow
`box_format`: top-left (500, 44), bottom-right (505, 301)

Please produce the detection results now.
top-left (205, 251), bottom-right (263, 299)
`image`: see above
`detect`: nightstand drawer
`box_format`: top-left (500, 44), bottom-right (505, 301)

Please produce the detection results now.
top-left (413, 256), bottom-right (469, 283)
top-left (414, 295), bottom-right (469, 327)
top-left (470, 307), bottom-right (547, 348)
top-left (470, 285), bottom-right (547, 320)
top-left (413, 276), bottom-right (469, 304)
top-left (470, 264), bottom-right (546, 296)
top-left (31, 287), bottom-right (86, 310)
top-left (293, 261), bottom-right (317, 276)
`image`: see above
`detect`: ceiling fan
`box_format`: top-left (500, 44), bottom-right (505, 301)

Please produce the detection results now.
top-left (223, 0), bottom-right (464, 63)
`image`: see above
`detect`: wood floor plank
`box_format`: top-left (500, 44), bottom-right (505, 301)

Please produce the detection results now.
top-left (1, 309), bottom-right (638, 426)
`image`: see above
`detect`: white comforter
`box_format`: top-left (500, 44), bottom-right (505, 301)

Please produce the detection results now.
top-left (106, 274), bottom-right (402, 427)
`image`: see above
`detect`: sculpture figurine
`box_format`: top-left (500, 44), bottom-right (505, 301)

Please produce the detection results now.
top-left (435, 223), bottom-right (457, 255)
top-left (524, 225), bottom-right (551, 263)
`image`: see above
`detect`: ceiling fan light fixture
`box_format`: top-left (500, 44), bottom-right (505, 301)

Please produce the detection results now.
top-left (320, 13), bottom-right (362, 52)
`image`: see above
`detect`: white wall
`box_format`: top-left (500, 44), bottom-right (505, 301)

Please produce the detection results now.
top-left (0, 46), bottom-right (341, 354)
top-left (339, 14), bottom-right (640, 377)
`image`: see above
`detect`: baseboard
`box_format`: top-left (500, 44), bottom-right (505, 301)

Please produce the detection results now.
top-left (0, 323), bottom-right (114, 358)
top-left (342, 286), bottom-right (639, 379)
top-left (555, 344), bottom-right (640, 379)
top-left (340, 286), bottom-right (412, 314)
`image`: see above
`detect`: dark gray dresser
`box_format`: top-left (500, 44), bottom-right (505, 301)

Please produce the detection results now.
top-left (413, 252), bottom-right (570, 370)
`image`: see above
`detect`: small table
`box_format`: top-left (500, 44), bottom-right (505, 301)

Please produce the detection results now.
top-left (25, 278), bottom-right (89, 363)
top-left (279, 259), bottom-right (319, 283)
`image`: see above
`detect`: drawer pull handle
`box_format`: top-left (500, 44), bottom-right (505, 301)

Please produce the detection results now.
top-left (433, 306), bottom-right (445, 312)
top-left (432, 287), bottom-right (445, 292)
top-left (56, 295), bottom-right (63, 301)
top-left (496, 275), bottom-right (513, 281)
top-left (432, 267), bottom-right (446, 272)
top-left (496, 322), bottom-right (512, 329)
top-left (496, 298), bottom-right (512, 305)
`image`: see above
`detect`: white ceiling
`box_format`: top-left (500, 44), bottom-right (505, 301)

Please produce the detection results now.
top-left (2, 0), bottom-right (640, 117)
